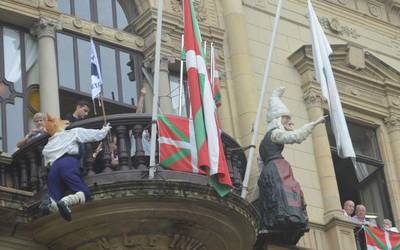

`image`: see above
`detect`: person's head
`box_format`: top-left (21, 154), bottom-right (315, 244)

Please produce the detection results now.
top-left (343, 200), bottom-right (355, 216)
top-left (44, 114), bottom-right (70, 136)
top-left (281, 115), bottom-right (295, 131)
top-left (383, 219), bottom-right (392, 229)
top-left (73, 100), bottom-right (90, 119)
top-left (355, 204), bottom-right (366, 219)
top-left (33, 112), bottom-right (46, 129)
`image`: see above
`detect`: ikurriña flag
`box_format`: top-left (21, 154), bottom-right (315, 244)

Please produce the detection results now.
top-left (183, 0), bottom-right (232, 196)
top-left (364, 226), bottom-right (400, 249)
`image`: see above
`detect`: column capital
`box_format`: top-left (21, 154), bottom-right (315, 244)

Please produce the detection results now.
top-left (303, 89), bottom-right (324, 109)
top-left (384, 113), bottom-right (400, 132)
top-left (30, 17), bottom-right (62, 39)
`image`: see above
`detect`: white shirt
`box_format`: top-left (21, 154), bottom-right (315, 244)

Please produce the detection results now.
top-left (43, 126), bottom-right (110, 166)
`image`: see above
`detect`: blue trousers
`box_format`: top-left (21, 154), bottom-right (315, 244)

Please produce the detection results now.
top-left (47, 155), bottom-right (91, 202)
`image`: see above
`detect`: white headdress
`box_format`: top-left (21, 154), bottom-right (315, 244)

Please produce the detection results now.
top-left (267, 87), bottom-right (290, 122)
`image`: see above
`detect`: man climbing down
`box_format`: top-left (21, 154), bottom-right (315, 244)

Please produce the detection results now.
top-left (42, 114), bottom-right (111, 221)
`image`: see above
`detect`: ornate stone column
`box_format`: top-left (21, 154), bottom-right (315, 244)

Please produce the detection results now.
top-left (304, 89), bottom-right (357, 250)
top-left (158, 57), bottom-right (173, 114)
top-left (31, 18), bottom-right (61, 117)
top-left (221, 0), bottom-right (259, 198)
top-left (303, 89), bottom-right (342, 217)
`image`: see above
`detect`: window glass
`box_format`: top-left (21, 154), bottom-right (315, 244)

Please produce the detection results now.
top-left (97, 0), bottom-right (114, 27)
top-left (100, 46), bottom-right (117, 100)
top-left (77, 38), bottom-right (91, 93)
top-left (116, 2), bottom-right (128, 29)
top-left (57, 33), bottom-right (76, 89)
top-left (3, 27), bottom-right (22, 92)
top-left (24, 33), bottom-right (38, 74)
top-left (6, 97), bottom-right (23, 153)
top-left (169, 75), bottom-right (187, 116)
top-left (58, 0), bottom-right (71, 15)
top-left (120, 52), bottom-right (136, 105)
top-left (74, 0), bottom-right (91, 21)
top-left (348, 123), bottom-right (381, 160)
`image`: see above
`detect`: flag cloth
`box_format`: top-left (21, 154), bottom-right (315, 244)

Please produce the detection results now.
top-left (307, 0), bottom-right (355, 158)
top-left (364, 226), bottom-right (400, 250)
top-left (158, 115), bottom-right (203, 174)
top-left (90, 38), bottom-right (103, 100)
top-left (183, 0), bottom-right (232, 196)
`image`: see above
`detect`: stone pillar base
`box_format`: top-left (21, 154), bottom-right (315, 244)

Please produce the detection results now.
top-left (325, 215), bottom-right (358, 250)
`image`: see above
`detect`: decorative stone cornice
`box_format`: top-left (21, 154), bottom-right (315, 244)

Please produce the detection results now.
top-left (384, 113), bottom-right (400, 132)
top-left (30, 17), bottom-right (61, 39)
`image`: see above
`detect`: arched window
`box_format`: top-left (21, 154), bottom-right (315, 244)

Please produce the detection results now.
top-left (58, 0), bottom-right (131, 30)
top-left (56, 32), bottom-right (143, 116)
top-left (0, 25), bottom-right (37, 153)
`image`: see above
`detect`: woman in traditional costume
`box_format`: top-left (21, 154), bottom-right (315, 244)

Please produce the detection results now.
top-left (258, 87), bottom-right (325, 235)
top-left (42, 115), bottom-right (111, 221)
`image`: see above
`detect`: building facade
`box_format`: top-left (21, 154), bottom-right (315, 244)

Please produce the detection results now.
top-left (0, 0), bottom-right (400, 249)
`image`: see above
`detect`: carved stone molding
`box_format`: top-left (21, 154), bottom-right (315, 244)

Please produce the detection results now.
top-left (30, 17), bottom-right (62, 39)
top-left (384, 113), bottom-right (400, 132)
top-left (303, 88), bottom-right (324, 109)
top-left (82, 234), bottom-right (207, 250)
top-left (318, 17), bottom-right (360, 39)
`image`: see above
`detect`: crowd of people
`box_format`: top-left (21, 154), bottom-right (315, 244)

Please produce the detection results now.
top-left (342, 200), bottom-right (398, 232)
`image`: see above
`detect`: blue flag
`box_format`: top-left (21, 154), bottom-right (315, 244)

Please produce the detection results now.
top-left (90, 38), bottom-right (102, 100)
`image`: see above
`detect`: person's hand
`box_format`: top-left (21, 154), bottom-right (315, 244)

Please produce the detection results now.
top-left (314, 115), bottom-right (328, 125)
top-left (140, 87), bottom-right (147, 96)
top-left (103, 122), bottom-right (112, 131)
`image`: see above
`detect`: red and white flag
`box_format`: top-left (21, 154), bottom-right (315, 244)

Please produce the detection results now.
top-left (182, 0), bottom-right (232, 196)
top-left (364, 226), bottom-right (400, 249)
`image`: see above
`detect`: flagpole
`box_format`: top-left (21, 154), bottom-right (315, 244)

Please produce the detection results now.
top-left (178, 34), bottom-right (184, 116)
top-left (149, 0), bottom-right (164, 179)
top-left (241, 0), bottom-right (285, 199)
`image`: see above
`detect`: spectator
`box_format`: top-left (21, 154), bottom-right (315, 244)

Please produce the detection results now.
top-left (382, 219), bottom-right (399, 233)
top-left (352, 204), bottom-right (377, 227)
top-left (342, 200), bottom-right (355, 217)
top-left (63, 100), bottom-right (90, 123)
top-left (16, 112), bottom-right (47, 148)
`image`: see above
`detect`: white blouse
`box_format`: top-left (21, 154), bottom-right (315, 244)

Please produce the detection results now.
top-left (43, 126), bottom-right (110, 166)
top-left (271, 121), bottom-right (316, 145)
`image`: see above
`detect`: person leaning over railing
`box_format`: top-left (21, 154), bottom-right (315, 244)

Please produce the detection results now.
top-left (16, 112), bottom-right (47, 149)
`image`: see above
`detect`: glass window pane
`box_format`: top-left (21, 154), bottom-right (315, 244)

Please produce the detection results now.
top-left (348, 123), bottom-right (381, 160)
top-left (25, 33), bottom-right (38, 77)
top-left (77, 38), bottom-right (91, 94)
top-left (6, 97), bottom-right (23, 153)
top-left (116, 2), bottom-right (128, 29)
top-left (97, 0), bottom-right (114, 27)
top-left (120, 52), bottom-right (136, 105)
top-left (74, 0), bottom-right (91, 21)
top-left (4, 27), bottom-right (22, 92)
top-left (100, 46), bottom-right (117, 100)
top-left (57, 33), bottom-right (76, 89)
top-left (58, 0), bottom-right (71, 15)
top-left (169, 75), bottom-right (187, 115)
top-left (326, 120), bottom-right (381, 160)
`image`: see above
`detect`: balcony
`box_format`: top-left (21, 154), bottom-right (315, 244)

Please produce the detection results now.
top-left (0, 113), bottom-right (259, 250)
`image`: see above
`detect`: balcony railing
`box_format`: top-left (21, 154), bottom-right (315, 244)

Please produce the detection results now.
top-left (4, 113), bottom-right (246, 196)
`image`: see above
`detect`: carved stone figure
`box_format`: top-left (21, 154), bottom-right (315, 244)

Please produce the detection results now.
top-left (257, 87), bottom-right (325, 245)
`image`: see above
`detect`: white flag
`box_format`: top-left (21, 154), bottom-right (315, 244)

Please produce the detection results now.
top-left (308, 0), bottom-right (355, 158)
top-left (90, 38), bottom-right (102, 100)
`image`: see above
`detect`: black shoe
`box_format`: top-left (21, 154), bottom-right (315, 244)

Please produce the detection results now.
top-left (39, 196), bottom-right (51, 216)
top-left (57, 201), bottom-right (72, 222)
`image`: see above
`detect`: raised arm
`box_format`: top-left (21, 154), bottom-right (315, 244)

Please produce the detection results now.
top-left (271, 116), bottom-right (326, 144)
top-left (73, 124), bottom-right (111, 143)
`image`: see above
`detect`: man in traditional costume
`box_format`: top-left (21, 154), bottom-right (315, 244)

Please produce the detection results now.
top-left (42, 115), bottom-right (111, 221)
top-left (257, 87), bottom-right (325, 243)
